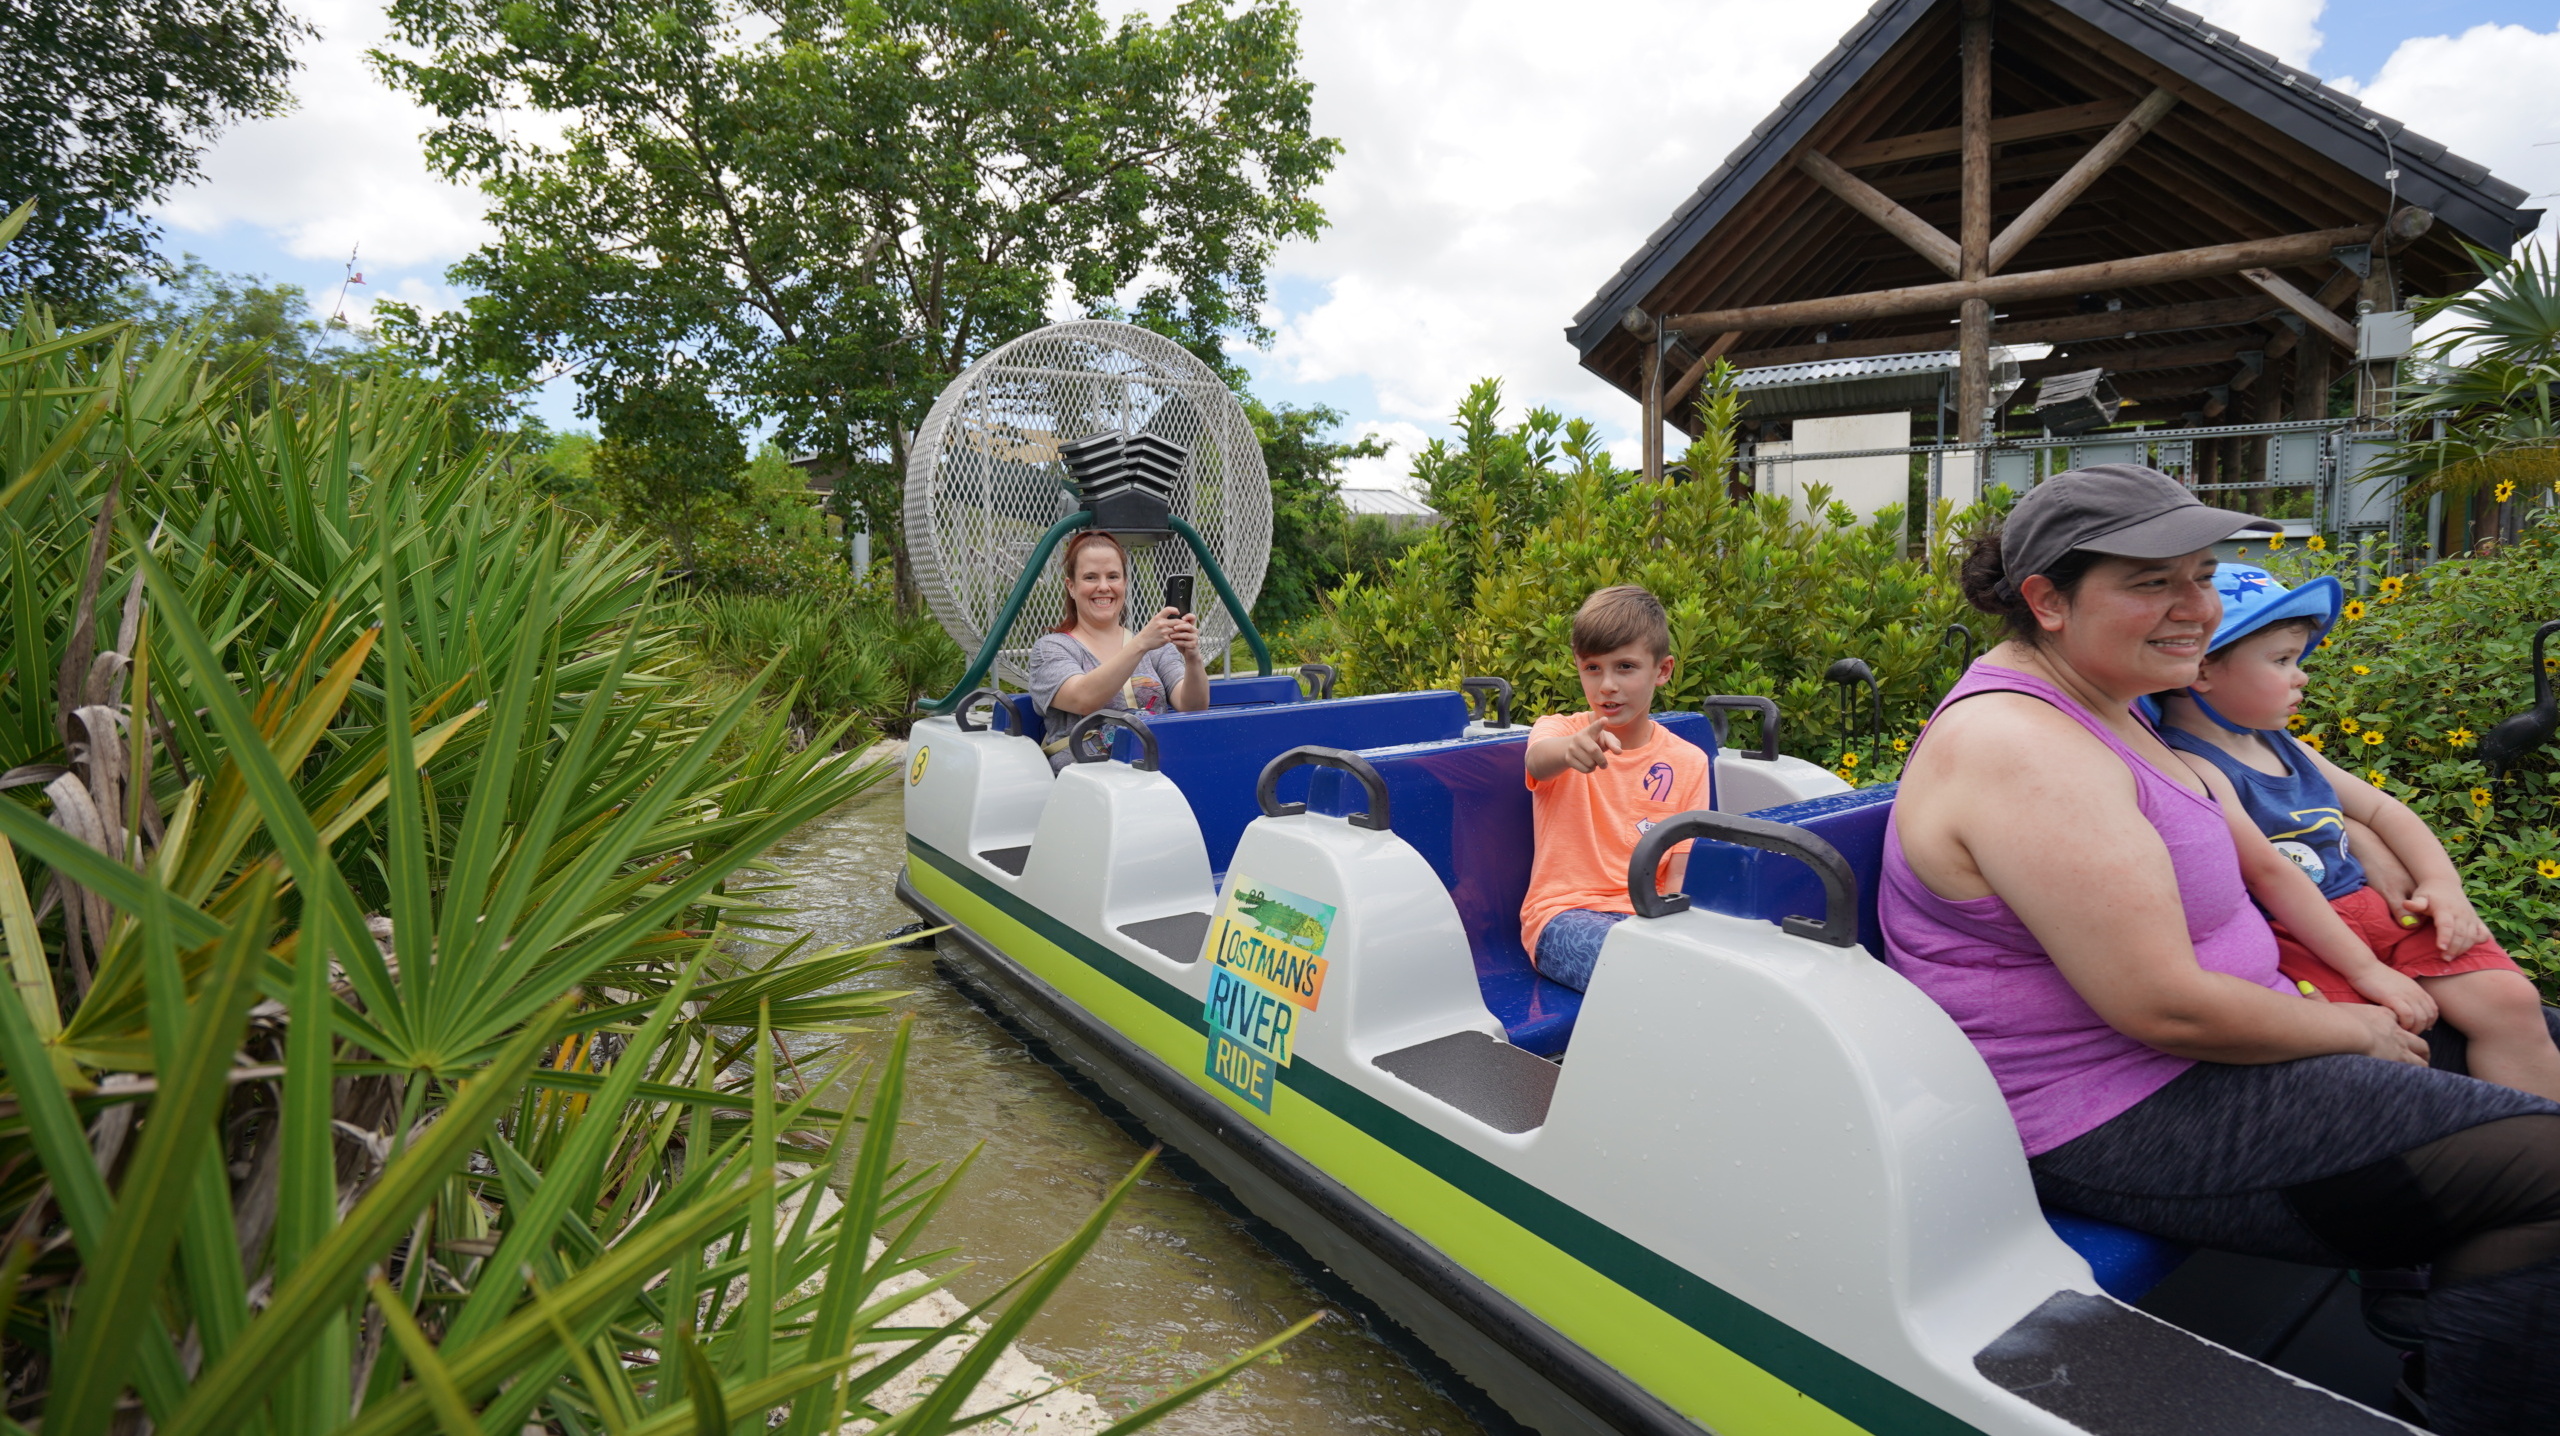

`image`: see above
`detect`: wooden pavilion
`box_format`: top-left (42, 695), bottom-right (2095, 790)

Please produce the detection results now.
top-left (1568, 0), bottom-right (2543, 480)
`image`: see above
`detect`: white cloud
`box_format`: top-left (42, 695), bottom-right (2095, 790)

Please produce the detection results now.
top-left (2182, 0), bottom-right (2326, 68)
top-left (155, 0), bottom-right (489, 269)
top-left (2341, 24), bottom-right (2560, 243)
top-left (1337, 420), bottom-right (1430, 492)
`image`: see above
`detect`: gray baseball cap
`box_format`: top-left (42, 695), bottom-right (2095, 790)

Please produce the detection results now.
top-left (1996, 464), bottom-right (2276, 600)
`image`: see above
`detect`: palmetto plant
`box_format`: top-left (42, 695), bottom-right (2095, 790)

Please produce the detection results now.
top-left (0, 203), bottom-right (1308, 1432)
top-left (2371, 239), bottom-right (2560, 506)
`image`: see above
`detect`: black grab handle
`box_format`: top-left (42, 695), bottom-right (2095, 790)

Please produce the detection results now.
top-left (1461, 676), bottom-right (1514, 729)
top-left (952, 689), bottom-right (1015, 734)
top-left (1066, 710), bottom-right (1160, 771)
top-left (1256, 745), bottom-right (1391, 831)
top-left (1701, 695), bottom-right (1780, 761)
top-left (1627, 810), bottom-right (1859, 948)
top-left (1298, 662), bottom-right (1337, 700)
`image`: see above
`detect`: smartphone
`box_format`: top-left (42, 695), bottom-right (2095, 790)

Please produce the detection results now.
top-left (1163, 573), bottom-right (1195, 617)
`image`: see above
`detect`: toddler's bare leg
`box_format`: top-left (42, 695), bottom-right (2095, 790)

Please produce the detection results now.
top-left (2427, 969), bottom-right (2560, 1103)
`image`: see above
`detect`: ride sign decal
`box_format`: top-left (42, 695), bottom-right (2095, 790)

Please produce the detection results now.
top-left (1201, 878), bottom-right (1332, 1112)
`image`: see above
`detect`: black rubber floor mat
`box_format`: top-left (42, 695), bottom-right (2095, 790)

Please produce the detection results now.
top-left (1977, 1290), bottom-right (2408, 1434)
top-left (1118, 911), bottom-right (1211, 963)
top-left (1373, 1030), bottom-right (1559, 1135)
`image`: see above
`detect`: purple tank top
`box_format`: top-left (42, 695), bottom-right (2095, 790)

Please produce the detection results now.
top-left (1881, 662), bottom-right (2287, 1156)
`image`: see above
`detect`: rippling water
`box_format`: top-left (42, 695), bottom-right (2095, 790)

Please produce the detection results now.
top-left (767, 779), bottom-right (1498, 1435)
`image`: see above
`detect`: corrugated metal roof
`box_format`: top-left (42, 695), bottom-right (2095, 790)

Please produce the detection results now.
top-left (1567, 0), bottom-right (2543, 361)
top-left (1731, 349), bottom-right (1962, 388)
top-left (1340, 487), bottom-right (1437, 518)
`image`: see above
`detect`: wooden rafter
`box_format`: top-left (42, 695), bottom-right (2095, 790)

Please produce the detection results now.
top-left (1830, 96), bottom-right (2139, 168)
top-left (1987, 88), bottom-right (2178, 271)
top-left (1663, 332), bottom-right (1744, 417)
top-left (2242, 267), bottom-right (2357, 351)
top-left (1721, 295), bottom-right (2282, 369)
top-left (1667, 224), bottom-right (2378, 337)
top-left (1796, 150), bottom-right (1962, 276)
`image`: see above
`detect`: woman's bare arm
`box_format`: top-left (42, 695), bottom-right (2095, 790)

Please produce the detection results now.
top-left (1922, 696), bottom-right (2424, 1065)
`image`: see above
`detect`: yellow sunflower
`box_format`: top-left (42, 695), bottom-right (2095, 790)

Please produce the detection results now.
top-left (2286, 714), bottom-right (2307, 731)
top-left (2343, 599), bottom-right (2368, 621)
top-left (2267, 534), bottom-right (2286, 551)
top-left (1893, 738), bottom-right (1909, 753)
top-left (2340, 716), bottom-right (2361, 733)
top-left (2307, 534), bottom-right (2328, 551)
top-left (1841, 752), bottom-right (1859, 768)
top-left (2449, 728), bottom-right (2476, 747)
top-left (2378, 575), bottom-right (2405, 599)
top-left (2495, 480), bottom-right (2518, 502)
top-left (2351, 665), bottom-right (2371, 675)
top-left (2541, 858), bottom-right (2560, 881)
top-left (2472, 787), bottom-right (2494, 807)
top-left (2361, 731), bottom-right (2385, 746)
top-left (2367, 769), bottom-right (2389, 786)
top-left (2305, 734), bottom-right (2327, 752)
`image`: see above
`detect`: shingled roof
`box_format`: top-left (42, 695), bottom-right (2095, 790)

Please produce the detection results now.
top-left (1568, 0), bottom-right (2540, 416)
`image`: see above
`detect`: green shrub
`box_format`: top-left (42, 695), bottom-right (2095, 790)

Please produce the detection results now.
top-left (690, 589), bottom-right (962, 740)
top-left (2246, 514), bottom-right (2560, 985)
top-left (1296, 366), bottom-right (1984, 769)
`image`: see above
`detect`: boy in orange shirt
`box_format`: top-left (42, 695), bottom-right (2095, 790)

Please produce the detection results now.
top-left (1521, 586), bottom-right (1712, 991)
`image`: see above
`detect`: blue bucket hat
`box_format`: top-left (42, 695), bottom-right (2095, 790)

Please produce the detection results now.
top-left (2209, 564), bottom-right (2342, 659)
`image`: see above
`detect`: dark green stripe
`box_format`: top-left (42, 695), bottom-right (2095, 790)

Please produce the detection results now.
top-left (909, 835), bottom-right (1983, 1436)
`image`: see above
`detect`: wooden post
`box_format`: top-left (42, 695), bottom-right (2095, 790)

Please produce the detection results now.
top-left (2293, 321), bottom-right (2332, 422)
top-left (1956, 0), bottom-right (1994, 443)
top-left (1644, 338), bottom-right (1664, 482)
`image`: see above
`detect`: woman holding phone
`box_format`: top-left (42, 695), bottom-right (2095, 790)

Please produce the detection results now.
top-left (1025, 530), bottom-right (1209, 770)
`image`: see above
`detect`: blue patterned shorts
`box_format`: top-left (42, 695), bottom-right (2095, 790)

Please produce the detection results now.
top-left (1533, 908), bottom-right (1629, 992)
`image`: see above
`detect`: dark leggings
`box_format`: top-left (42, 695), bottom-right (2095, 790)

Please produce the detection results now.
top-left (2032, 1050), bottom-right (2560, 1434)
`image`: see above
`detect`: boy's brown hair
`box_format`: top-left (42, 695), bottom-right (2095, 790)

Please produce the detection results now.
top-left (1571, 585), bottom-right (1672, 660)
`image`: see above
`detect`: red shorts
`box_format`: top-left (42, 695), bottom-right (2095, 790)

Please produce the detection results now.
top-left (2268, 885), bottom-right (2522, 1004)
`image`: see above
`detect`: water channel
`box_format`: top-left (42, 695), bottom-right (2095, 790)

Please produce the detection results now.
top-left (770, 773), bottom-right (1509, 1435)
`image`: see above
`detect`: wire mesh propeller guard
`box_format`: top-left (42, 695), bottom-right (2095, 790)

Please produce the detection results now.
top-left (905, 321), bottom-right (1271, 691)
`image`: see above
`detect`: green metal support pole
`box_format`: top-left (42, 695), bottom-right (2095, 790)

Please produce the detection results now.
top-left (922, 511), bottom-right (1092, 713)
top-left (1168, 514), bottom-right (1273, 675)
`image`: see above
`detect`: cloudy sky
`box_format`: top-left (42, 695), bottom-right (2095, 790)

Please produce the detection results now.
top-left (158, 0), bottom-right (2560, 487)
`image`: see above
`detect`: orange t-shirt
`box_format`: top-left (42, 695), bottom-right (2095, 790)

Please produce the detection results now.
top-left (1519, 712), bottom-right (1712, 956)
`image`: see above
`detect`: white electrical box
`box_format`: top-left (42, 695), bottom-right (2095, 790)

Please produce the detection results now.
top-left (2358, 309), bottom-right (2415, 362)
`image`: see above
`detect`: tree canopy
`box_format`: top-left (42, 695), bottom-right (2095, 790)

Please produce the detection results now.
top-left (376, 0), bottom-right (1338, 549)
top-left (0, 0), bottom-right (309, 306)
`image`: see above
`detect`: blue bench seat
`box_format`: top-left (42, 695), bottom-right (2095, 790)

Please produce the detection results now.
top-left (1000, 671), bottom-right (1307, 742)
top-left (1111, 690), bottom-right (1471, 875)
top-left (1306, 713), bottom-right (1724, 1058)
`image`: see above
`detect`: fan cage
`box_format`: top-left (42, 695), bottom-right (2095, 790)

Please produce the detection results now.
top-left (905, 322), bottom-right (1270, 695)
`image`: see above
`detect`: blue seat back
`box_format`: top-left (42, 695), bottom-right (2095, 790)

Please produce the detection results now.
top-left (1113, 690), bottom-right (1470, 874)
top-left (996, 670), bottom-right (1303, 743)
top-left (1684, 785), bottom-right (1897, 957)
top-left (1307, 713), bottom-right (1721, 1057)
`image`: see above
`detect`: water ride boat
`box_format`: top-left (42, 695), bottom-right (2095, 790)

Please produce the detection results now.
top-left (893, 322), bottom-right (2416, 1436)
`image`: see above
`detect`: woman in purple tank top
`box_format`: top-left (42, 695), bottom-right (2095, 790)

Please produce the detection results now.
top-left (1889, 465), bottom-right (2560, 1433)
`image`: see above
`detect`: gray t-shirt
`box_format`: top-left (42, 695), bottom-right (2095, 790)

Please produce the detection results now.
top-left (1027, 631), bottom-right (1192, 769)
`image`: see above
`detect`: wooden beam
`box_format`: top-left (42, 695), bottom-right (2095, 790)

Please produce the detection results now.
top-left (1643, 327), bottom-right (1664, 482)
top-left (2242, 267), bottom-right (2357, 351)
top-left (1797, 151), bottom-right (1962, 276)
top-left (1666, 225), bottom-right (2376, 338)
top-left (1987, 89), bottom-right (2178, 273)
top-left (1663, 331), bottom-right (1743, 419)
top-left (1831, 97), bottom-right (2139, 169)
top-left (1957, 0), bottom-right (1992, 442)
top-left (1723, 296), bottom-right (2282, 369)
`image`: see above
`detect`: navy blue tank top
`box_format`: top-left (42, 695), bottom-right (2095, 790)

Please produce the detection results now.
top-left (2160, 726), bottom-right (2366, 900)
